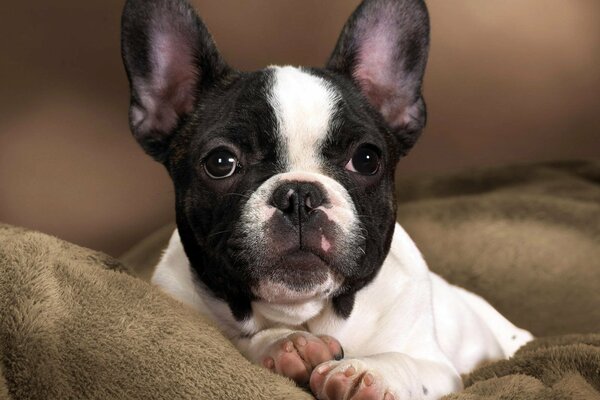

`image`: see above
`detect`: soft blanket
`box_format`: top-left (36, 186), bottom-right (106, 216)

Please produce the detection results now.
top-left (1, 160), bottom-right (599, 399)
top-left (0, 224), bottom-right (310, 400)
top-left (396, 160), bottom-right (600, 336)
top-left (445, 334), bottom-right (600, 399)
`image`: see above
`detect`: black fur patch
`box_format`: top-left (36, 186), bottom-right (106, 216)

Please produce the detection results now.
top-left (170, 70), bottom-right (282, 320)
top-left (121, 0), bottom-right (430, 322)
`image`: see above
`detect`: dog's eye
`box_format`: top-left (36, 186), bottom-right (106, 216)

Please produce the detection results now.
top-left (204, 150), bottom-right (238, 179)
top-left (345, 145), bottom-right (381, 175)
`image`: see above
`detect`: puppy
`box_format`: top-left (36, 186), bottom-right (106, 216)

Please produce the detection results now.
top-left (121, 0), bottom-right (533, 398)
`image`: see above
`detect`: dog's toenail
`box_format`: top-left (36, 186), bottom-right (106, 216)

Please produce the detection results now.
top-left (263, 358), bottom-right (274, 369)
top-left (344, 366), bottom-right (356, 377)
top-left (363, 373), bottom-right (374, 386)
top-left (296, 336), bottom-right (307, 346)
top-left (384, 392), bottom-right (395, 400)
top-left (317, 365), bottom-right (331, 375)
top-left (284, 341), bottom-right (294, 352)
top-left (334, 353), bottom-right (343, 361)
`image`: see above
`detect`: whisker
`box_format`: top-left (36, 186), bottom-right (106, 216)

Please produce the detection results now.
top-left (355, 214), bottom-right (376, 221)
top-left (223, 192), bottom-right (252, 200)
top-left (345, 187), bottom-right (363, 194)
top-left (207, 229), bottom-right (232, 239)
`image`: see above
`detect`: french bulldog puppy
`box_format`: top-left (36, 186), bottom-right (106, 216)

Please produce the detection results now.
top-left (121, 0), bottom-right (533, 398)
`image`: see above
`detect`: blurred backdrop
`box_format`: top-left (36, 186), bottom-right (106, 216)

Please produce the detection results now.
top-left (0, 0), bottom-right (599, 256)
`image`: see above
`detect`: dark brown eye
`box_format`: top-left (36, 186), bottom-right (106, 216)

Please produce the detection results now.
top-left (345, 145), bottom-right (381, 175)
top-left (204, 150), bottom-right (238, 179)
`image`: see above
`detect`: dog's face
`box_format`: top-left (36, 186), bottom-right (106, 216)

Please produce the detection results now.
top-left (122, 0), bottom-right (429, 320)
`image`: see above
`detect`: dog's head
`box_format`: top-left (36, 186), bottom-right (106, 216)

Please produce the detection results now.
top-left (121, 0), bottom-right (429, 320)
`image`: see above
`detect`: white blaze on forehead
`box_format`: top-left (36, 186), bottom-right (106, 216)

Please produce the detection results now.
top-left (269, 66), bottom-right (339, 172)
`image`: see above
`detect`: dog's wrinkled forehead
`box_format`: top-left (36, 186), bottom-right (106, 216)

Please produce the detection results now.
top-left (268, 66), bottom-right (339, 173)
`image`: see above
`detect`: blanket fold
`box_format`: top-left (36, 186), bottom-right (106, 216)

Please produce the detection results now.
top-left (0, 224), bottom-right (311, 400)
top-left (444, 334), bottom-right (600, 399)
top-left (396, 160), bottom-right (600, 336)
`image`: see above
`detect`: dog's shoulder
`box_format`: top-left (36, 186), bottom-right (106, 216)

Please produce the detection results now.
top-left (152, 230), bottom-right (211, 315)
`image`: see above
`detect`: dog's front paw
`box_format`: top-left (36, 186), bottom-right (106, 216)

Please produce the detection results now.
top-left (309, 359), bottom-right (395, 400)
top-left (261, 332), bottom-right (344, 385)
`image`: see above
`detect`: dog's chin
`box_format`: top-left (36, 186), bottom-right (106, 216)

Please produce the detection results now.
top-left (251, 250), bottom-right (339, 304)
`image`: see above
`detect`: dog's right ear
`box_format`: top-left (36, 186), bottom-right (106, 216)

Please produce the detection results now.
top-left (121, 0), bottom-right (230, 161)
top-left (327, 0), bottom-right (430, 156)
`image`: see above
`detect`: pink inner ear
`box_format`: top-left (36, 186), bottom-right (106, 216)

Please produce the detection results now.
top-left (133, 26), bottom-right (198, 135)
top-left (353, 14), bottom-right (416, 129)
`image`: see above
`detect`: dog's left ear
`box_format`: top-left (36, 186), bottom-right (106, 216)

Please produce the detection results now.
top-left (327, 0), bottom-right (430, 153)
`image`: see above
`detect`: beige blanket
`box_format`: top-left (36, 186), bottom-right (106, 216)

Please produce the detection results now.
top-left (0, 224), bottom-right (311, 399)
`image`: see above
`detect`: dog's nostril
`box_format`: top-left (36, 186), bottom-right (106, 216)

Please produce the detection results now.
top-left (283, 193), bottom-right (297, 214)
top-left (272, 184), bottom-right (297, 214)
top-left (305, 194), bottom-right (312, 210)
top-left (302, 184), bottom-right (324, 210)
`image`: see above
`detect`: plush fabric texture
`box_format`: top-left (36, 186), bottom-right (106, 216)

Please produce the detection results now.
top-left (396, 160), bottom-right (600, 336)
top-left (444, 334), bottom-right (600, 399)
top-left (0, 224), bottom-right (312, 400)
top-left (1, 160), bottom-right (599, 399)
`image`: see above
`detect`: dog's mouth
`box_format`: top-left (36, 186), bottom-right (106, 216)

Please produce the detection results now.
top-left (251, 249), bottom-right (338, 303)
top-left (228, 173), bottom-right (366, 304)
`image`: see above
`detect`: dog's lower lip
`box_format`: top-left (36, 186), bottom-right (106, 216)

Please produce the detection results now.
top-left (251, 250), bottom-right (333, 303)
top-left (283, 250), bottom-right (329, 269)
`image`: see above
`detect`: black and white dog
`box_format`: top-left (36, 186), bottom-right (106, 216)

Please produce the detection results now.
top-left (121, 0), bottom-right (533, 398)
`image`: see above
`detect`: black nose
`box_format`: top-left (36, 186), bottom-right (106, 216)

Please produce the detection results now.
top-left (271, 181), bottom-right (326, 223)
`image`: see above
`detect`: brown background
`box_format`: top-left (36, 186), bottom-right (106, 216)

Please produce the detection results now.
top-left (1, 0), bottom-right (599, 257)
